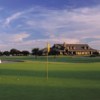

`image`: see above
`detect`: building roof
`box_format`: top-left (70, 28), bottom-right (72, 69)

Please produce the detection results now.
top-left (53, 43), bottom-right (97, 51)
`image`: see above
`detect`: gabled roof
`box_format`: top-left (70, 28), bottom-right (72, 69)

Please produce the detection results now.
top-left (53, 43), bottom-right (97, 51)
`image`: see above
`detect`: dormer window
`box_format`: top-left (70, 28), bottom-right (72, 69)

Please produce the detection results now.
top-left (86, 46), bottom-right (88, 49)
top-left (70, 47), bottom-right (72, 49)
top-left (82, 46), bottom-right (88, 49)
top-left (73, 47), bottom-right (76, 50)
top-left (72, 46), bottom-right (75, 50)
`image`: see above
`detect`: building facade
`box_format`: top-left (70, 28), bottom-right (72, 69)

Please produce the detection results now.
top-left (51, 43), bottom-right (98, 56)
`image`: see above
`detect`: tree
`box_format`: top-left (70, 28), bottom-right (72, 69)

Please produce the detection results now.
top-left (50, 48), bottom-right (59, 59)
top-left (93, 52), bottom-right (99, 55)
top-left (21, 50), bottom-right (30, 56)
top-left (3, 51), bottom-right (10, 56)
top-left (32, 48), bottom-right (39, 58)
top-left (10, 48), bottom-right (21, 56)
top-left (90, 51), bottom-right (100, 57)
top-left (38, 50), bottom-right (43, 56)
top-left (0, 51), bottom-right (3, 56)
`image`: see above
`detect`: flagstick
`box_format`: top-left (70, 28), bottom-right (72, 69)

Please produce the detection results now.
top-left (46, 42), bottom-right (50, 80)
top-left (46, 51), bottom-right (48, 80)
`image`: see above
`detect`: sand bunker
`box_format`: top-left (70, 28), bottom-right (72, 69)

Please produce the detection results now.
top-left (0, 60), bottom-right (24, 63)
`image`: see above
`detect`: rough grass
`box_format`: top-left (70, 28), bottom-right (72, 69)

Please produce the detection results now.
top-left (0, 56), bottom-right (100, 100)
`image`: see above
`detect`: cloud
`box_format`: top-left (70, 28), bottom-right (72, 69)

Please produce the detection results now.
top-left (25, 6), bottom-right (100, 35)
top-left (4, 12), bottom-right (23, 26)
top-left (89, 40), bottom-right (100, 50)
top-left (0, 32), bottom-right (31, 51)
top-left (9, 38), bottom-right (79, 51)
top-left (0, 32), bottom-right (79, 51)
top-left (3, 6), bottom-right (47, 27)
top-left (8, 33), bottom-right (30, 43)
top-left (0, 5), bottom-right (100, 50)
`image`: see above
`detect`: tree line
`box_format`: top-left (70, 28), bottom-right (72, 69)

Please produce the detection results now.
top-left (0, 48), bottom-right (99, 57)
top-left (0, 48), bottom-right (54, 56)
top-left (0, 49), bottom-right (30, 56)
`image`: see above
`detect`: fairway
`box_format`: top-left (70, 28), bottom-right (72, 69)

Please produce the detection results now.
top-left (0, 56), bottom-right (100, 100)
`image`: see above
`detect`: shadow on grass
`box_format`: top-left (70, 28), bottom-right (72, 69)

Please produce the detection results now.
top-left (0, 84), bottom-right (100, 100)
top-left (1, 56), bottom-right (100, 63)
top-left (32, 56), bottom-right (100, 63)
top-left (0, 69), bottom-right (100, 80)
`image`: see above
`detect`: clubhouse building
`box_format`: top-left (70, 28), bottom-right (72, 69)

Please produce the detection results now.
top-left (51, 43), bottom-right (98, 56)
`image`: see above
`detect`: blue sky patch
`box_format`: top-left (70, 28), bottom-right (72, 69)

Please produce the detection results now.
top-left (0, 0), bottom-right (100, 50)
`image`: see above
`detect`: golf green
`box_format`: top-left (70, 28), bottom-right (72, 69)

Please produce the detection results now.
top-left (0, 56), bottom-right (100, 100)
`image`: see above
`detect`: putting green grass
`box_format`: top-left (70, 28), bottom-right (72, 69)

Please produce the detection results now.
top-left (0, 56), bottom-right (100, 100)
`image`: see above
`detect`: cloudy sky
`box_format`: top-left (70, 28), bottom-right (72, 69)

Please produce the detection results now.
top-left (0, 0), bottom-right (100, 51)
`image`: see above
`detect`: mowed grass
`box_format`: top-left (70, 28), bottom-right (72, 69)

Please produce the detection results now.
top-left (1, 55), bottom-right (100, 63)
top-left (0, 56), bottom-right (100, 100)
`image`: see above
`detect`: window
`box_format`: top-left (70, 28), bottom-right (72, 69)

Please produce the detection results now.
top-left (72, 46), bottom-right (75, 50)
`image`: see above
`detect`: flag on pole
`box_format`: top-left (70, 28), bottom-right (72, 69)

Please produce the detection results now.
top-left (46, 43), bottom-right (50, 80)
top-left (47, 43), bottom-right (50, 53)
